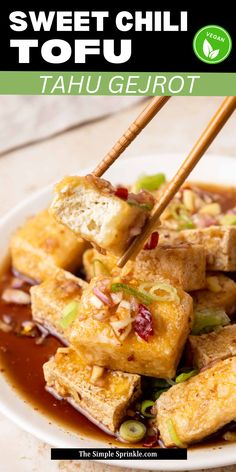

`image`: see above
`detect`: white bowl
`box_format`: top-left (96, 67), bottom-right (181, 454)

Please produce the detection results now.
top-left (0, 153), bottom-right (236, 471)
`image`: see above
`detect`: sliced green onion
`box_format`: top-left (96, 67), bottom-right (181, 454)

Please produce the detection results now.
top-left (111, 283), bottom-right (153, 305)
top-left (177, 211), bottom-right (195, 229)
top-left (169, 202), bottom-right (195, 229)
top-left (150, 378), bottom-right (171, 388)
top-left (92, 259), bottom-right (110, 277)
top-left (166, 378), bottom-right (176, 386)
top-left (140, 282), bottom-right (180, 304)
top-left (60, 301), bottom-right (79, 328)
top-left (220, 214), bottom-right (236, 226)
top-left (191, 308), bottom-right (230, 335)
top-left (134, 173), bottom-right (166, 192)
top-left (153, 388), bottom-right (168, 400)
top-left (167, 419), bottom-right (186, 448)
top-left (119, 420), bottom-right (147, 443)
top-left (140, 400), bottom-right (155, 418)
top-left (175, 370), bottom-right (198, 383)
top-left (127, 199), bottom-right (153, 211)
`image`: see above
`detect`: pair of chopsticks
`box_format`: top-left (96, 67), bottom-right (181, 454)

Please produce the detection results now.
top-left (93, 96), bottom-right (236, 267)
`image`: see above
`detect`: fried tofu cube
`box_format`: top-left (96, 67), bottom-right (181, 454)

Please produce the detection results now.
top-left (123, 243), bottom-right (206, 292)
top-left (192, 274), bottom-right (236, 316)
top-left (50, 175), bottom-right (153, 256)
top-left (179, 226), bottom-right (236, 271)
top-left (83, 249), bottom-right (119, 281)
top-left (10, 209), bottom-right (88, 282)
top-left (30, 269), bottom-right (87, 341)
top-left (43, 347), bottom-right (141, 434)
top-left (83, 243), bottom-right (206, 292)
top-left (69, 276), bottom-right (193, 378)
top-left (189, 325), bottom-right (236, 370)
top-left (156, 357), bottom-right (236, 446)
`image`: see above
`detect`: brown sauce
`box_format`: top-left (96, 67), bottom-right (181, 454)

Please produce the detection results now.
top-left (1, 182), bottom-right (236, 450)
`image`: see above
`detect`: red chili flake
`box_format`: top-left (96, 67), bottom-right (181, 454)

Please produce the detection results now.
top-left (114, 187), bottom-right (129, 200)
top-left (134, 304), bottom-right (154, 342)
top-left (144, 231), bottom-right (159, 250)
top-left (127, 354), bottom-right (135, 361)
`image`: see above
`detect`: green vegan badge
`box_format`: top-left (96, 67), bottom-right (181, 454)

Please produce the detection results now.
top-left (193, 25), bottom-right (232, 64)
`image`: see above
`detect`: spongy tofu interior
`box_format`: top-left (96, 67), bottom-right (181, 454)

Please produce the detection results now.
top-left (10, 209), bottom-right (87, 282)
top-left (156, 357), bottom-right (236, 446)
top-left (69, 276), bottom-right (193, 378)
top-left (43, 347), bottom-right (141, 433)
top-left (50, 176), bottom-right (147, 256)
top-left (30, 269), bottom-right (87, 341)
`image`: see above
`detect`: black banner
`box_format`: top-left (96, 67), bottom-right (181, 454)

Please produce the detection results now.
top-left (51, 447), bottom-right (188, 460)
top-left (0, 2), bottom-right (235, 72)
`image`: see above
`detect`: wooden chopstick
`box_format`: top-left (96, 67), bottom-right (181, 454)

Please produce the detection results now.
top-left (118, 96), bottom-right (236, 268)
top-left (93, 96), bottom-right (170, 177)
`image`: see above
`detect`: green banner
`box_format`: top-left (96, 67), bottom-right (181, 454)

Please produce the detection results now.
top-left (0, 72), bottom-right (235, 95)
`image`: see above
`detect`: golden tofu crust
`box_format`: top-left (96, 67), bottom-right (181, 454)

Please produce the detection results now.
top-left (30, 269), bottom-right (87, 341)
top-left (43, 347), bottom-right (141, 433)
top-left (179, 226), bottom-right (236, 271)
top-left (189, 325), bottom-right (236, 369)
top-left (192, 273), bottom-right (236, 317)
top-left (69, 276), bottom-right (193, 378)
top-left (83, 243), bottom-right (206, 292)
top-left (50, 175), bottom-right (150, 256)
top-left (10, 209), bottom-right (88, 282)
top-left (156, 357), bottom-right (236, 446)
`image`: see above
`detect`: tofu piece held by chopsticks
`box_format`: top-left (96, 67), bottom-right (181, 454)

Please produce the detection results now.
top-left (69, 275), bottom-right (193, 378)
top-left (30, 269), bottom-right (87, 342)
top-left (189, 324), bottom-right (236, 370)
top-left (83, 242), bottom-right (206, 292)
top-left (179, 226), bottom-right (236, 271)
top-left (192, 273), bottom-right (236, 317)
top-left (156, 357), bottom-right (236, 447)
top-left (50, 175), bottom-right (154, 256)
top-left (43, 347), bottom-right (141, 434)
top-left (10, 209), bottom-right (88, 282)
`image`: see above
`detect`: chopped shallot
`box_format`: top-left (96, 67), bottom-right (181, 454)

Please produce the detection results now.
top-left (11, 277), bottom-right (25, 289)
top-left (93, 287), bottom-right (113, 306)
top-left (0, 319), bottom-right (13, 333)
top-left (111, 292), bottom-right (123, 305)
top-left (2, 289), bottom-right (31, 305)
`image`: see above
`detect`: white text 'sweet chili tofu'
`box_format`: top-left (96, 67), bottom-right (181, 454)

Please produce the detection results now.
top-left (43, 347), bottom-right (141, 434)
top-left (156, 357), bottom-right (236, 447)
top-left (10, 209), bottom-right (88, 282)
top-left (69, 275), bottom-right (193, 378)
top-left (30, 269), bottom-right (87, 342)
top-left (50, 175), bottom-right (155, 256)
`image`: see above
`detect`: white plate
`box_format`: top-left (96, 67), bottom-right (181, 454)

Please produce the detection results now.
top-left (0, 153), bottom-right (236, 471)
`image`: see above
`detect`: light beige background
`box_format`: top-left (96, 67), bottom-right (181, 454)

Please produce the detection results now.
top-left (0, 96), bottom-right (235, 472)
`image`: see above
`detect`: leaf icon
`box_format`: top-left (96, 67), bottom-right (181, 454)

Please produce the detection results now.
top-left (209, 49), bottom-right (220, 59)
top-left (203, 39), bottom-right (213, 57)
